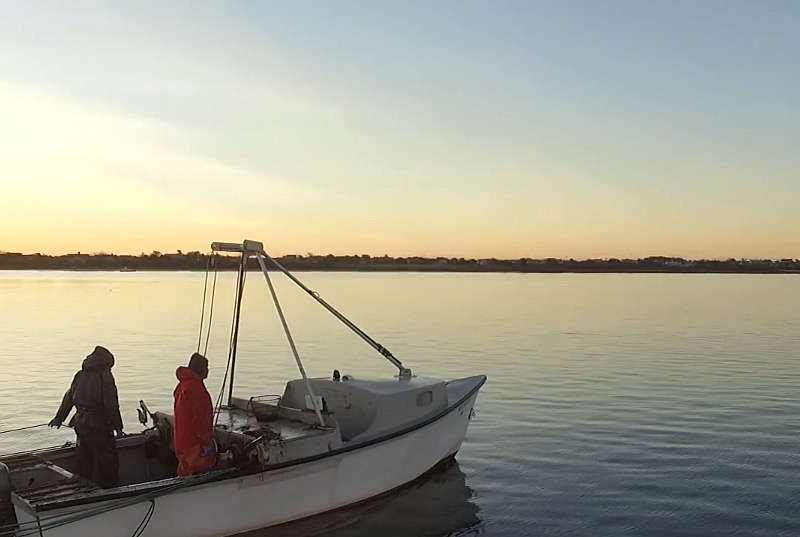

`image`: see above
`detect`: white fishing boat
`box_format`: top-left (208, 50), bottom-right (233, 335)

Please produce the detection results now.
top-left (0, 240), bottom-right (486, 537)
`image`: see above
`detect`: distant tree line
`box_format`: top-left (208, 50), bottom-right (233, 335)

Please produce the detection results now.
top-left (1, 251), bottom-right (799, 273)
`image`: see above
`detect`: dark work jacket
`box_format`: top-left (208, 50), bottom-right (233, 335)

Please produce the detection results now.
top-left (54, 352), bottom-right (123, 433)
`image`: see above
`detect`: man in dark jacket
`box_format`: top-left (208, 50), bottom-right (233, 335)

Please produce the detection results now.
top-left (49, 346), bottom-right (124, 488)
top-left (173, 353), bottom-right (215, 476)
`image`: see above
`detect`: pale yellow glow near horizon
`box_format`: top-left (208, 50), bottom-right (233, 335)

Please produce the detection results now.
top-left (0, 83), bottom-right (797, 260)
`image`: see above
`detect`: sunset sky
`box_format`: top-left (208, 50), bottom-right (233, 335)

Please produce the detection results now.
top-left (0, 2), bottom-right (797, 259)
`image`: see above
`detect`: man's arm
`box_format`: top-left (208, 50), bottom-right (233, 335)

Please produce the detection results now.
top-left (50, 373), bottom-right (79, 427)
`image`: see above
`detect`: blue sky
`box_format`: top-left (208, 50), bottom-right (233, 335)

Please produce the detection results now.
top-left (0, 1), bottom-right (797, 257)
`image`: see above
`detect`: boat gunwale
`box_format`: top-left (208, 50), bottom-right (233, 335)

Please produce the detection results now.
top-left (13, 374), bottom-right (487, 513)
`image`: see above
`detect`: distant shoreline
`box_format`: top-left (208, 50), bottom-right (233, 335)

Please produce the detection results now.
top-left (2, 269), bottom-right (798, 274)
top-left (1, 253), bottom-right (798, 275)
top-left (0, 260), bottom-right (800, 274)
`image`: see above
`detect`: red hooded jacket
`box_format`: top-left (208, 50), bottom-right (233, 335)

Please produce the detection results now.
top-left (173, 366), bottom-right (214, 476)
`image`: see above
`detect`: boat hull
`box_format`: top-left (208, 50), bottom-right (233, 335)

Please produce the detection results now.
top-left (14, 379), bottom-right (483, 537)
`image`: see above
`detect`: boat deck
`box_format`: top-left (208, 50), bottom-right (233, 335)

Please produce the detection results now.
top-left (214, 406), bottom-right (326, 442)
top-left (5, 451), bottom-right (101, 507)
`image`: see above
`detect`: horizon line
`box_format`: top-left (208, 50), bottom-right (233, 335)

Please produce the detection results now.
top-left (2, 250), bottom-right (798, 263)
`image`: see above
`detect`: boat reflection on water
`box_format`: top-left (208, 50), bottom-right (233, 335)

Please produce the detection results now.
top-left (239, 459), bottom-right (482, 537)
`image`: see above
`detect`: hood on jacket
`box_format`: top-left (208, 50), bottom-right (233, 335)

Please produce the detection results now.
top-left (176, 366), bottom-right (204, 383)
top-left (82, 345), bottom-right (115, 371)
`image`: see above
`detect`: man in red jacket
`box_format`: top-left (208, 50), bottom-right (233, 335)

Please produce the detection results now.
top-left (173, 353), bottom-right (216, 476)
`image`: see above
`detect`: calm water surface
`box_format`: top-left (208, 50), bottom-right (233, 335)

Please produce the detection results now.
top-left (1, 271), bottom-right (799, 536)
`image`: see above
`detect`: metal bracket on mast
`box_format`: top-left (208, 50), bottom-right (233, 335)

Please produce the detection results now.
top-left (211, 240), bottom-right (264, 254)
